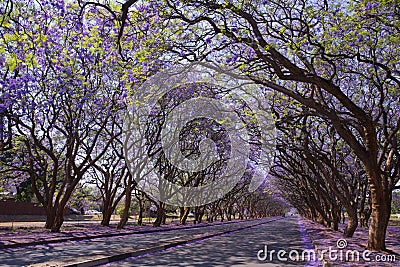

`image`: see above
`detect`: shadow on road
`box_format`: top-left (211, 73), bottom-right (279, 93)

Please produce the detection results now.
top-left (109, 216), bottom-right (312, 267)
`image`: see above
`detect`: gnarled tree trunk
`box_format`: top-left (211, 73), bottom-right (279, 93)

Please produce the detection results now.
top-left (179, 207), bottom-right (190, 225)
top-left (101, 205), bottom-right (114, 227)
top-left (153, 203), bottom-right (166, 227)
top-left (45, 207), bottom-right (56, 229)
top-left (117, 177), bottom-right (133, 230)
top-left (344, 208), bottom-right (358, 238)
top-left (367, 175), bottom-right (392, 250)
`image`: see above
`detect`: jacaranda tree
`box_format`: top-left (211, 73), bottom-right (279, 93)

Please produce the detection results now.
top-left (155, 0), bottom-right (400, 250)
top-left (0, 0), bottom-right (159, 231)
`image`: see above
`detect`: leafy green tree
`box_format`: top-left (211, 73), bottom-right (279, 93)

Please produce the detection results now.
top-left (392, 192), bottom-right (400, 214)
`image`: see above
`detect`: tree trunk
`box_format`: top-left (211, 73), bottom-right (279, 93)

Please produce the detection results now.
top-left (342, 210), bottom-right (346, 224)
top-left (45, 207), bottom-right (56, 229)
top-left (51, 207), bottom-right (65, 232)
top-left (227, 205), bottom-right (233, 221)
top-left (219, 207), bottom-right (224, 222)
top-left (194, 207), bottom-right (204, 224)
top-left (162, 212), bottom-right (166, 225)
top-left (179, 207), bottom-right (190, 225)
top-left (367, 181), bottom-right (392, 250)
top-left (117, 179), bottom-right (132, 229)
top-left (193, 207), bottom-right (198, 224)
top-left (238, 209), bottom-right (244, 220)
top-left (344, 208), bottom-right (358, 238)
top-left (137, 198), bottom-right (144, 226)
top-left (207, 213), bottom-right (213, 222)
top-left (362, 205), bottom-right (372, 228)
top-left (153, 204), bottom-right (165, 227)
top-left (50, 191), bottom-right (75, 232)
top-left (332, 209), bottom-right (339, 231)
top-left (101, 207), bottom-right (113, 226)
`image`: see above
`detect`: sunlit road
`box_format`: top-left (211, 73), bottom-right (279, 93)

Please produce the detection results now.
top-left (104, 216), bottom-right (317, 267)
top-left (0, 217), bottom-right (317, 267)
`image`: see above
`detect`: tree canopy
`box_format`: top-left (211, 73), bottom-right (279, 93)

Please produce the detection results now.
top-left (0, 0), bottom-right (399, 251)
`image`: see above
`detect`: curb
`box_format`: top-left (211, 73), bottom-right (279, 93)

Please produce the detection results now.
top-left (306, 233), bottom-right (337, 267)
top-left (28, 218), bottom-right (282, 267)
top-left (1, 218), bottom-right (262, 249)
top-left (301, 218), bottom-right (337, 267)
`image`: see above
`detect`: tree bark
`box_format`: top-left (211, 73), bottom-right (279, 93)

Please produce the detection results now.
top-left (194, 207), bottom-right (204, 224)
top-left (343, 207), bottom-right (358, 237)
top-left (137, 197), bottom-right (144, 226)
top-left (227, 205), bottom-right (233, 221)
top-left (101, 206), bottom-right (113, 226)
top-left (51, 206), bottom-right (65, 232)
top-left (117, 178), bottom-right (133, 229)
top-left (45, 207), bottom-right (56, 229)
top-left (153, 203), bottom-right (165, 227)
top-left (179, 207), bottom-right (190, 225)
top-left (361, 204), bottom-right (372, 228)
top-left (367, 178), bottom-right (392, 250)
top-left (50, 185), bottom-right (77, 232)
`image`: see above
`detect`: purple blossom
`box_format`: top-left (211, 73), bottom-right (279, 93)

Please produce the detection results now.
top-left (0, 104), bottom-right (7, 113)
top-left (2, 92), bottom-right (11, 99)
top-left (365, 2), bottom-right (373, 10)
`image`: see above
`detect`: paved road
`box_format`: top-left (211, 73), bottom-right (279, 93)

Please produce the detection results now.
top-left (0, 217), bottom-right (318, 266)
top-left (0, 219), bottom-right (265, 266)
top-left (104, 216), bottom-right (319, 267)
top-left (0, 220), bottom-right (120, 228)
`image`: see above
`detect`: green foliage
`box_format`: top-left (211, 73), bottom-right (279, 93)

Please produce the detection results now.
top-left (14, 178), bottom-right (34, 202)
top-left (392, 191), bottom-right (400, 214)
top-left (116, 201), bottom-right (136, 217)
top-left (68, 185), bottom-right (99, 210)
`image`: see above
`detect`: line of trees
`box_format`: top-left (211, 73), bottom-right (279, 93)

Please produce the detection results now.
top-left (147, 0), bottom-right (399, 251)
top-left (0, 0), bottom-right (287, 232)
top-left (0, 0), bottom-right (399, 251)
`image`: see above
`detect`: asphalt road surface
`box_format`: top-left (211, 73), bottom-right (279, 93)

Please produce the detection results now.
top-left (104, 216), bottom-right (319, 267)
top-left (0, 216), bottom-right (319, 267)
